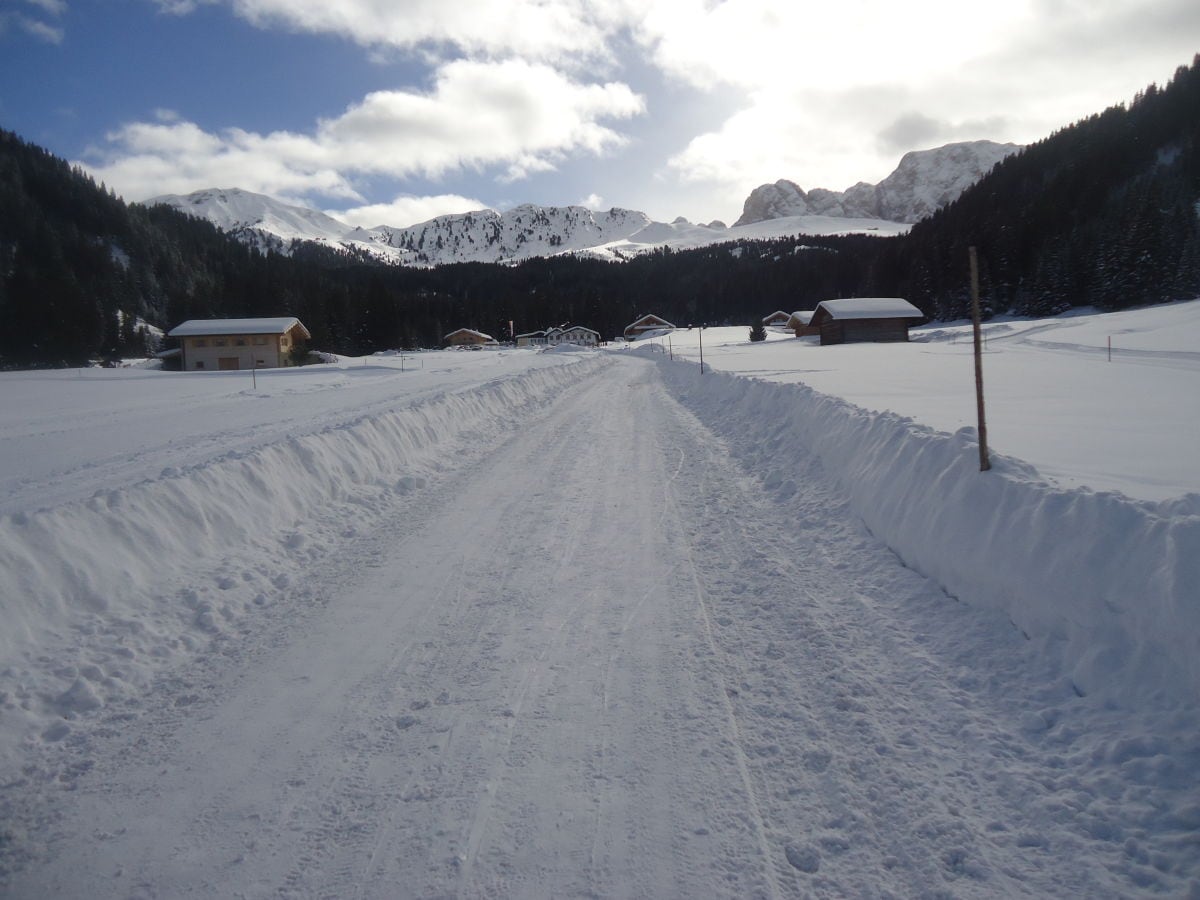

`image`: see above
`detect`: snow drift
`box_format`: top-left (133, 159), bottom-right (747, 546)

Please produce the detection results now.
top-left (656, 358), bottom-right (1198, 708)
top-left (0, 357), bottom-right (607, 770)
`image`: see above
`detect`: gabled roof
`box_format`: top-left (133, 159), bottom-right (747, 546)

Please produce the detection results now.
top-left (787, 310), bottom-right (815, 325)
top-left (626, 314), bottom-right (675, 330)
top-left (168, 317), bottom-right (310, 338)
top-left (813, 298), bottom-right (923, 320)
top-left (444, 328), bottom-right (495, 341)
top-left (560, 325), bottom-right (600, 335)
top-left (515, 330), bottom-right (546, 338)
top-left (763, 310), bottom-right (790, 323)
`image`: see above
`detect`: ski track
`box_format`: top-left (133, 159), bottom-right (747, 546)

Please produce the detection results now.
top-left (3, 355), bottom-right (1196, 898)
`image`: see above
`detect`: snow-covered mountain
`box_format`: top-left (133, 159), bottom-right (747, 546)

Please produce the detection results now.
top-left (355, 204), bottom-right (654, 265)
top-left (148, 141), bottom-right (1014, 267)
top-left (147, 188), bottom-right (355, 255)
top-left (735, 140), bottom-right (1023, 226)
top-left (147, 189), bottom-right (910, 268)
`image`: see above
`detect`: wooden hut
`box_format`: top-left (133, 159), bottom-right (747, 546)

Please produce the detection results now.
top-left (809, 298), bottom-right (924, 345)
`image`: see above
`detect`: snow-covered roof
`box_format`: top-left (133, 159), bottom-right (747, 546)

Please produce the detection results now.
top-left (561, 325), bottom-right (599, 335)
top-left (168, 317), bottom-right (310, 338)
top-left (515, 330), bottom-right (546, 338)
top-left (763, 310), bottom-right (790, 323)
top-left (626, 314), bottom-right (675, 330)
top-left (444, 328), bottom-right (495, 341)
top-left (788, 310), bottom-right (815, 325)
top-left (814, 298), bottom-right (923, 320)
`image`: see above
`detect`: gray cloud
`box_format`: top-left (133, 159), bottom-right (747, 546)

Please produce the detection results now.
top-left (877, 113), bottom-right (946, 154)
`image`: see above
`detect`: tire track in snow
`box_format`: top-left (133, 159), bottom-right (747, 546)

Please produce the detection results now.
top-left (654, 408), bottom-right (786, 900)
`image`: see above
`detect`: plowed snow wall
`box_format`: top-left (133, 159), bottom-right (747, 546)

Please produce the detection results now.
top-left (660, 360), bottom-right (1199, 707)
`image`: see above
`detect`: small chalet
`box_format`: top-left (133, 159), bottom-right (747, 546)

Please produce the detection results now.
top-left (515, 330), bottom-right (548, 347)
top-left (444, 328), bottom-right (497, 347)
top-left (762, 310), bottom-right (791, 327)
top-left (785, 310), bottom-right (819, 337)
top-left (552, 325), bottom-right (600, 347)
top-left (809, 298), bottom-right (924, 345)
top-left (623, 314), bottom-right (676, 341)
top-left (168, 317), bottom-right (310, 371)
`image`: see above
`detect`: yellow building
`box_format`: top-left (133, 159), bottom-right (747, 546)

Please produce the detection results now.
top-left (168, 317), bottom-right (311, 371)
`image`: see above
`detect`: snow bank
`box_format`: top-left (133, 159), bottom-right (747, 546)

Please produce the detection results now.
top-left (657, 359), bottom-right (1199, 708)
top-left (0, 357), bottom-right (606, 771)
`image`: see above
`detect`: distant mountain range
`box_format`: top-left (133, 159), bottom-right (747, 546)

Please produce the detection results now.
top-left (147, 140), bottom-right (1015, 267)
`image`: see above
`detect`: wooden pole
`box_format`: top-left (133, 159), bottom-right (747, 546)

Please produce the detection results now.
top-left (698, 326), bottom-right (705, 374)
top-left (969, 247), bottom-right (991, 471)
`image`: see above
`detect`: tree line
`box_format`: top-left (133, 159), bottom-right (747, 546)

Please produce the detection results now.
top-left (1, 54), bottom-right (1198, 367)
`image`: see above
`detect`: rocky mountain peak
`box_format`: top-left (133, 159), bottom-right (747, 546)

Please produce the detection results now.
top-left (735, 140), bottom-right (1023, 227)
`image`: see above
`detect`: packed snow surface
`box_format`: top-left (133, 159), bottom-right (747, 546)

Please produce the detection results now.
top-left (1, 306), bottom-right (1197, 897)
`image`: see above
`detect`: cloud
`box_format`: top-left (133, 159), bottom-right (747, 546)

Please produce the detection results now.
top-left (26, 0), bottom-right (68, 14)
top-left (651, 0), bottom-right (1196, 221)
top-left (578, 193), bottom-right (606, 210)
top-left (329, 194), bottom-right (486, 228)
top-left (877, 113), bottom-right (947, 155)
top-left (636, 0), bottom-right (1021, 93)
top-left (151, 0), bottom-right (635, 63)
top-left (81, 58), bottom-right (645, 203)
top-left (2, 0), bottom-right (66, 43)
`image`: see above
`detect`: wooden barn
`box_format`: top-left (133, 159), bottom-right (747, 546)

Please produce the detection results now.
top-left (444, 328), bottom-right (497, 347)
top-left (785, 310), bottom-right (819, 337)
top-left (810, 298), bottom-right (924, 345)
top-left (623, 314), bottom-right (676, 341)
top-left (762, 310), bottom-right (791, 327)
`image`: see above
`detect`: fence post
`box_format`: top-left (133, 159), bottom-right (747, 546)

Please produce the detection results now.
top-left (969, 247), bottom-right (991, 472)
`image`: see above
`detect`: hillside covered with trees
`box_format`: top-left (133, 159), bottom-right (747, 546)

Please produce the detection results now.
top-left (1, 55), bottom-right (1198, 367)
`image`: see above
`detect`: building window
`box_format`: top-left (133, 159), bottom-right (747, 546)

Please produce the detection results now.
top-left (256, 359), bottom-right (267, 367)
top-left (235, 337), bottom-right (247, 346)
top-left (195, 361), bottom-right (205, 369)
top-left (214, 338), bottom-right (228, 347)
top-left (253, 336), bottom-right (267, 346)
top-left (281, 337), bottom-right (289, 347)
top-left (193, 338), bottom-right (208, 347)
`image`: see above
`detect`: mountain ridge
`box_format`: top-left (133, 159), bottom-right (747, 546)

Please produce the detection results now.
top-left (146, 140), bottom-right (1014, 266)
top-left (146, 191), bottom-right (911, 266)
top-left (735, 140), bottom-right (1023, 226)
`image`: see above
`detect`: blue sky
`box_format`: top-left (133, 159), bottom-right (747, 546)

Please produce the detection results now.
top-left (2, 0), bottom-right (1198, 227)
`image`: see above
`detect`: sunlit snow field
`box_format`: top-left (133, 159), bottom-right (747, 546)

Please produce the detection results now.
top-left (636, 298), bottom-right (1200, 503)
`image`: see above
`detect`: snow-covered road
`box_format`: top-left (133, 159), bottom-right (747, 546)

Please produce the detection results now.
top-left (6, 356), bottom-right (1195, 897)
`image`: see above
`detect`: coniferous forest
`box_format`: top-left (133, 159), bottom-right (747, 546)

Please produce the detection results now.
top-left (2, 56), bottom-right (1198, 368)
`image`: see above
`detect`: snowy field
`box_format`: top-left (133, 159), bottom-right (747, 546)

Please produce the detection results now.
top-left (638, 298), bottom-right (1200, 504)
top-left (1, 306), bottom-right (1198, 896)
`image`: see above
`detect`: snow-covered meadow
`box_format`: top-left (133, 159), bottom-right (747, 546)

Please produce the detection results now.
top-left (1, 301), bottom-right (1197, 895)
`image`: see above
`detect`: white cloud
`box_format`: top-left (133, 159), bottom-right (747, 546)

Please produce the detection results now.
top-left (150, 0), bottom-right (636, 63)
top-left (25, 0), bottom-right (68, 15)
top-left (578, 193), bottom-right (606, 210)
top-left (1, 11), bottom-right (64, 43)
top-left (81, 58), bottom-right (645, 203)
top-left (649, 0), bottom-right (1200, 219)
top-left (0, 0), bottom-right (66, 43)
top-left (329, 194), bottom-right (486, 228)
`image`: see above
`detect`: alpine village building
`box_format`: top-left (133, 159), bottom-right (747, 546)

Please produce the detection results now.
top-left (168, 317), bottom-right (311, 371)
